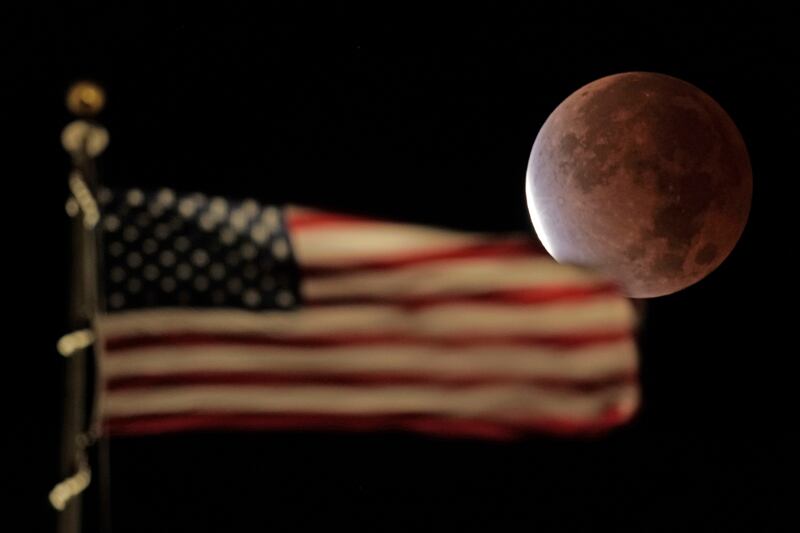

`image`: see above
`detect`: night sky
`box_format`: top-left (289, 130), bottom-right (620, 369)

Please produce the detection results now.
top-left (13, 4), bottom-right (795, 531)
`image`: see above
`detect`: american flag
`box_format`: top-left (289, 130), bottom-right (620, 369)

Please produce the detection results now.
top-left (95, 188), bottom-right (640, 440)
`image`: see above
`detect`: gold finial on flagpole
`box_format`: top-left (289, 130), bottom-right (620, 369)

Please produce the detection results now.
top-left (66, 81), bottom-right (106, 117)
top-left (62, 81), bottom-right (110, 158)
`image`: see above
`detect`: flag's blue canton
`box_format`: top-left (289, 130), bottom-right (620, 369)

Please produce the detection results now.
top-left (98, 188), bottom-right (301, 312)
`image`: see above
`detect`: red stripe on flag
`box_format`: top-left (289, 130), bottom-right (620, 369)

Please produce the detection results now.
top-left (104, 330), bottom-right (632, 353)
top-left (105, 370), bottom-right (639, 392)
top-left (104, 409), bottom-right (635, 441)
top-left (304, 284), bottom-right (620, 307)
top-left (285, 211), bottom-right (377, 230)
top-left (301, 241), bottom-right (545, 275)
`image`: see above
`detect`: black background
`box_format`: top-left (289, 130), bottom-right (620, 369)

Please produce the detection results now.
top-left (11, 3), bottom-right (796, 531)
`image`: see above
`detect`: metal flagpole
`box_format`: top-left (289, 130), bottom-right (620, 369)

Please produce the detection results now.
top-left (51, 81), bottom-right (110, 533)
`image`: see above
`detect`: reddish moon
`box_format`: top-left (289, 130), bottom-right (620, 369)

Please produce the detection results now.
top-left (526, 72), bottom-right (752, 298)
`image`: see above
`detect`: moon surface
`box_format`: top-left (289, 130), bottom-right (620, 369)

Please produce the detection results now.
top-left (526, 72), bottom-right (752, 298)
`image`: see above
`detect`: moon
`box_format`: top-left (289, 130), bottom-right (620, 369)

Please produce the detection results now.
top-left (526, 72), bottom-right (752, 298)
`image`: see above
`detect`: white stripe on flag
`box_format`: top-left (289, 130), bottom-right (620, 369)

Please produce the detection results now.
top-left (102, 340), bottom-right (638, 380)
top-left (290, 221), bottom-right (485, 266)
top-left (96, 298), bottom-right (636, 339)
top-left (302, 256), bottom-right (609, 300)
top-left (103, 383), bottom-right (640, 421)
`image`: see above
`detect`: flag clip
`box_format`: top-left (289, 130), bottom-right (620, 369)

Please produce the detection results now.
top-left (67, 171), bottom-right (100, 229)
top-left (49, 435), bottom-right (93, 511)
top-left (57, 329), bottom-right (95, 358)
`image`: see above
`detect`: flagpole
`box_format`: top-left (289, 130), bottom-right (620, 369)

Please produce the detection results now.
top-left (53, 81), bottom-right (109, 533)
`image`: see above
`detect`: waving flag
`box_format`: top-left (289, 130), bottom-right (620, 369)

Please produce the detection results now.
top-left (95, 188), bottom-right (640, 440)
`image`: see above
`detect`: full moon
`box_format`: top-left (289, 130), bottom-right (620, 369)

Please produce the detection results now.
top-left (526, 72), bottom-right (752, 298)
